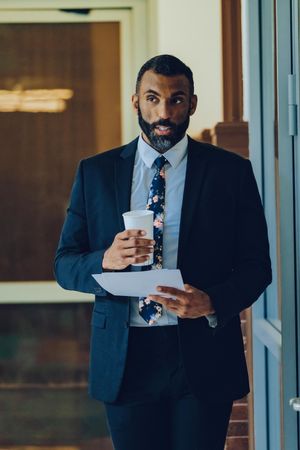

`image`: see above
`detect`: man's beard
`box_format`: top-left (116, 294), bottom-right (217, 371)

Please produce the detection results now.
top-left (137, 106), bottom-right (190, 152)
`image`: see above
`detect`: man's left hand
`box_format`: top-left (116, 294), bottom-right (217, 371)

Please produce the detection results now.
top-left (148, 284), bottom-right (215, 319)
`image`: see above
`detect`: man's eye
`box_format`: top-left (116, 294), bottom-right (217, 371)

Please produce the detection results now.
top-left (146, 96), bottom-right (158, 102)
top-left (172, 97), bottom-right (184, 104)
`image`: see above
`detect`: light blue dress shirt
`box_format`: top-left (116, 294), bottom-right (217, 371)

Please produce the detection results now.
top-left (129, 134), bottom-right (217, 328)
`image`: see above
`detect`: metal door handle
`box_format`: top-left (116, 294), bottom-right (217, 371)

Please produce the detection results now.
top-left (289, 398), bottom-right (300, 411)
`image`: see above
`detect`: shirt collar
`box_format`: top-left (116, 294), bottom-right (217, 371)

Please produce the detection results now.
top-left (137, 134), bottom-right (188, 169)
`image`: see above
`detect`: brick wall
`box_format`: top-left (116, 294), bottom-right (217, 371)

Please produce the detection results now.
top-left (225, 311), bottom-right (250, 450)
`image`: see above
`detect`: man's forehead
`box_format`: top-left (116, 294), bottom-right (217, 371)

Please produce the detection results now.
top-left (139, 70), bottom-right (190, 95)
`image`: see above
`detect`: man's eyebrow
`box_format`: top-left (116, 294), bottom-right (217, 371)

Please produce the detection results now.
top-left (144, 89), bottom-right (161, 96)
top-left (143, 89), bottom-right (188, 96)
top-left (170, 90), bottom-right (187, 97)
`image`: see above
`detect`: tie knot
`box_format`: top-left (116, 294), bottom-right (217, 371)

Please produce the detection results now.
top-left (154, 156), bottom-right (167, 171)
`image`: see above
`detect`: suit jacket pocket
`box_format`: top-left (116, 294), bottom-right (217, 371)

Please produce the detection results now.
top-left (91, 311), bottom-right (106, 329)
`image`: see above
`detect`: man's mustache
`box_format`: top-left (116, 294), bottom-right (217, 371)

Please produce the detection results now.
top-left (150, 119), bottom-right (176, 130)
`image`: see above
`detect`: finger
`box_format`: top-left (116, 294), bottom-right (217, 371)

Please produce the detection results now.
top-left (124, 255), bottom-right (151, 264)
top-left (123, 238), bottom-right (155, 249)
top-left (166, 304), bottom-right (179, 312)
top-left (122, 247), bottom-right (154, 257)
top-left (156, 285), bottom-right (188, 301)
top-left (148, 294), bottom-right (177, 307)
top-left (184, 283), bottom-right (195, 293)
top-left (117, 229), bottom-right (146, 240)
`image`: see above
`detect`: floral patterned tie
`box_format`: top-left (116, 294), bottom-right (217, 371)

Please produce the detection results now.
top-left (139, 155), bottom-right (168, 325)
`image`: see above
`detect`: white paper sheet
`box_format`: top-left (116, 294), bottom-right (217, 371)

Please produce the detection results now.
top-left (92, 269), bottom-right (184, 297)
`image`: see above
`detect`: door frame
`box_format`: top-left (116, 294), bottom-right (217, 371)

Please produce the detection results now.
top-left (291, 0), bottom-right (300, 442)
top-left (0, 1), bottom-right (152, 304)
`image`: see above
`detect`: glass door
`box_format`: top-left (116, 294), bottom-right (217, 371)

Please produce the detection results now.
top-left (248, 0), bottom-right (299, 449)
top-left (0, 5), bottom-right (144, 447)
top-left (0, 6), bottom-right (137, 305)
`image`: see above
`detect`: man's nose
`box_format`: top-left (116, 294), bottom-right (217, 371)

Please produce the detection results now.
top-left (157, 101), bottom-right (171, 120)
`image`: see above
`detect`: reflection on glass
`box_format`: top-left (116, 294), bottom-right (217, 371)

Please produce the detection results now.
top-left (0, 21), bottom-right (121, 281)
top-left (273, 0), bottom-right (282, 328)
top-left (265, 0), bottom-right (281, 332)
top-left (273, 2), bottom-right (283, 447)
top-left (0, 87), bottom-right (74, 112)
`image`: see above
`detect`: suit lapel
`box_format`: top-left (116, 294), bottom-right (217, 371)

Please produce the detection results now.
top-left (177, 138), bottom-right (210, 268)
top-left (114, 138), bottom-right (138, 230)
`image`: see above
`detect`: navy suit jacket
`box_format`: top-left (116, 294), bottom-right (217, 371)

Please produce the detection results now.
top-left (54, 137), bottom-right (272, 403)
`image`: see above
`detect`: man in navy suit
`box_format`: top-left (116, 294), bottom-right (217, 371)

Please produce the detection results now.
top-left (55, 55), bottom-right (272, 450)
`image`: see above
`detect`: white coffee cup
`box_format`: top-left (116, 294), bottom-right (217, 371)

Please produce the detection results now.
top-left (122, 210), bottom-right (154, 266)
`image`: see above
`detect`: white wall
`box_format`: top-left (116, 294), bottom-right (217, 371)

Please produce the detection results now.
top-left (153, 0), bottom-right (223, 136)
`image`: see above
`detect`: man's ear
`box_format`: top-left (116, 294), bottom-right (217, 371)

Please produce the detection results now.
top-left (132, 94), bottom-right (139, 113)
top-left (189, 95), bottom-right (198, 116)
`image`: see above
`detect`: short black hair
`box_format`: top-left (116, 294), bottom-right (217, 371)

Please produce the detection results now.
top-left (135, 54), bottom-right (194, 95)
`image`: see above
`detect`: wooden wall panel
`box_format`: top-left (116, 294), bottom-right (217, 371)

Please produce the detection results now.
top-left (222, 0), bottom-right (243, 122)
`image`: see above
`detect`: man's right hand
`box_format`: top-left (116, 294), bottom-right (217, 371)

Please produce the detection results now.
top-left (102, 229), bottom-right (155, 270)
